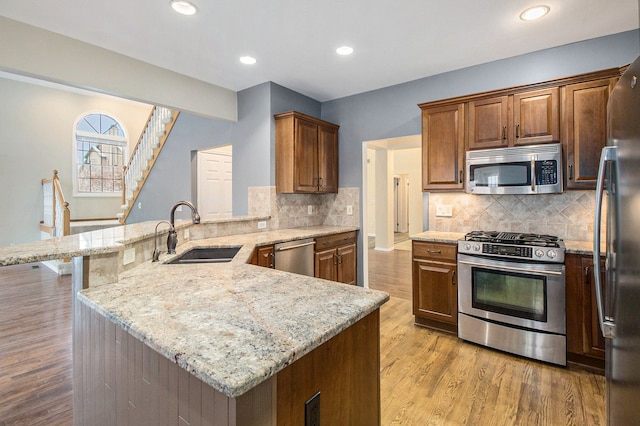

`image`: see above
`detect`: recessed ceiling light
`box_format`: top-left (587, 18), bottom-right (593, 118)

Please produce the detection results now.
top-left (170, 0), bottom-right (198, 16)
top-left (520, 5), bottom-right (550, 21)
top-left (240, 56), bottom-right (257, 65)
top-left (336, 46), bottom-right (354, 56)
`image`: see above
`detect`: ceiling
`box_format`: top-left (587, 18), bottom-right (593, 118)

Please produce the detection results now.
top-left (0, 0), bottom-right (638, 102)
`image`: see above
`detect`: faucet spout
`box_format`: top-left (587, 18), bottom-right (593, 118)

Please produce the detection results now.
top-left (152, 220), bottom-right (172, 262)
top-left (167, 201), bottom-right (201, 254)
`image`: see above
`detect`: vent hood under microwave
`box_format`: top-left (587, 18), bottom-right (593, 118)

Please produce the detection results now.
top-left (466, 144), bottom-right (563, 195)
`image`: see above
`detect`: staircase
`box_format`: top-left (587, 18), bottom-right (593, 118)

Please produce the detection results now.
top-left (118, 106), bottom-right (179, 223)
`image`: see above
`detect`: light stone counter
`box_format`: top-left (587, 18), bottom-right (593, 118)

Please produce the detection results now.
top-left (410, 231), bottom-right (465, 244)
top-left (0, 216), bottom-right (269, 266)
top-left (411, 232), bottom-right (601, 256)
top-left (64, 222), bottom-right (386, 400)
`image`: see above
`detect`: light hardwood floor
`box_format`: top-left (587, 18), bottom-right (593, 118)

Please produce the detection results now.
top-left (0, 253), bottom-right (606, 425)
top-left (369, 247), bottom-right (606, 425)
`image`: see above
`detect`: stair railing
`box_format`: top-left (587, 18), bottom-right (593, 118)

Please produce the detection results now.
top-left (41, 170), bottom-right (70, 238)
top-left (119, 106), bottom-right (179, 223)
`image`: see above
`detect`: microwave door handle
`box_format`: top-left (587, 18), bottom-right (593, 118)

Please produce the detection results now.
top-left (593, 146), bottom-right (617, 338)
top-left (531, 157), bottom-right (535, 192)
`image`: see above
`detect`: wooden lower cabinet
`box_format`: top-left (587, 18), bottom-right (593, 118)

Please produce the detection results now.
top-left (76, 302), bottom-right (381, 425)
top-left (412, 241), bottom-right (457, 333)
top-left (252, 244), bottom-right (274, 268)
top-left (565, 253), bottom-right (605, 369)
top-left (315, 231), bottom-right (357, 285)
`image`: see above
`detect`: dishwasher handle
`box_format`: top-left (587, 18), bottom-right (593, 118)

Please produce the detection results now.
top-left (275, 241), bottom-right (316, 251)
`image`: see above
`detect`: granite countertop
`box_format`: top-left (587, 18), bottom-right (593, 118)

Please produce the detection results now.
top-left (410, 231), bottom-right (597, 255)
top-left (73, 224), bottom-right (387, 399)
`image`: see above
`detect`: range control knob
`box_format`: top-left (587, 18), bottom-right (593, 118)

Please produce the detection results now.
top-left (547, 250), bottom-right (557, 259)
top-left (473, 244), bottom-right (481, 251)
top-left (534, 249), bottom-right (545, 258)
top-left (463, 243), bottom-right (471, 251)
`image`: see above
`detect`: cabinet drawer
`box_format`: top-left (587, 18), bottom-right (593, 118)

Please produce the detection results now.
top-left (412, 241), bottom-right (456, 261)
top-left (315, 231), bottom-right (357, 251)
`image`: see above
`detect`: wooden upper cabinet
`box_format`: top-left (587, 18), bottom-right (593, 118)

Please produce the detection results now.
top-left (421, 103), bottom-right (465, 191)
top-left (275, 111), bottom-right (339, 194)
top-left (467, 87), bottom-right (559, 150)
top-left (317, 124), bottom-right (338, 193)
top-left (294, 118), bottom-right (319, 192)
top-left (562, 77), bottom-right (618, 189)
top-left (468, 95), bottom-right (510, 149)
top-left (513, 87), bottom-right (560, 146)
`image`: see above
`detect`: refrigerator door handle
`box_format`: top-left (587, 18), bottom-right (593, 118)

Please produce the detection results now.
top-left (594, 145), bottom-right (617, 339)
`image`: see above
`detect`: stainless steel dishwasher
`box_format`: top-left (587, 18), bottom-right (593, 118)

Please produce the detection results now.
top-left (274, 238), bottom-right (315, 277)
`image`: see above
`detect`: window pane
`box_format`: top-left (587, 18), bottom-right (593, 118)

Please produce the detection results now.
top-left (75, 112), bottom-right (127, 194)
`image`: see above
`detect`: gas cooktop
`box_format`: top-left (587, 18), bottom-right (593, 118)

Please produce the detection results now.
top-left (464, 231), bottom-right (562, 248)
top-left (459, 230), bottom-right (565, 262)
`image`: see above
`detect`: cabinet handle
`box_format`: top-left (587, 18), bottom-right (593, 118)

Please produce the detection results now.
top-left (452, 270), bottom-right (456, 286)
top-left (584, 266), bottom-right (590, 285)
top-left (334, 254), bottom-right (338, 265)
top-left (459, 170), bottom-right (463, 183)
top-left (502, 126), bottom-right (507, 140)
top-left (427, 249), bottom-right (442, 254)
top-left (516, 124), bottom-right (520, 139)
top-left (338, 255), bottom-right (343, 265)
top-left (318, 177), bottom-right (323, 188)
top-left (568, 164), bottom-right (574, 180)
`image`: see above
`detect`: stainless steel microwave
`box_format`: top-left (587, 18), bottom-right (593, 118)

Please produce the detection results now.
top-left (466, 144), bottom-right (563, 195)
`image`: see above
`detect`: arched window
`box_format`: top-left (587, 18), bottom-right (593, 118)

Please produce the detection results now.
top-left (74, 113), bottom-right (127, 195)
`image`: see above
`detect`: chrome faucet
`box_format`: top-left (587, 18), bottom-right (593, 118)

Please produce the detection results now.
top-left (167, 201), bottom-right (201, 254)
top-left (152, 220), bottom-right (172, 262)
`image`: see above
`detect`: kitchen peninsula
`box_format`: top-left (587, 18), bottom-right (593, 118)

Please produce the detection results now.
top-left (0, 220), bottom-right (388, 425)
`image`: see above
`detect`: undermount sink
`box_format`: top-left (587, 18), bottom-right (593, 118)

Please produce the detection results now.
top-left (166, 246), bottom-right (241, 264)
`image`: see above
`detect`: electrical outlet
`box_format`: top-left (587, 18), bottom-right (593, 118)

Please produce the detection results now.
top-left (346, 205), bottom-right (353, 215)
top-left (123, 248), bottom-right (135, 265)
top-left (257, 221), bottom-right (267, 229)
top-left (435, 204), bottom-right (453, 217)
top-left (307, 205), bottom-right (313, 215)
top-left (305, 392), bottom-right (320, 426)
top-left (183, 228), bottom-right (190, 240)
top-left (138, 202), bottom-right (142, 209)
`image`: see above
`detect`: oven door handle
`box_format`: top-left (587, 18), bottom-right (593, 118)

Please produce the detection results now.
top-left (458, 259), bottom-right (563, 276)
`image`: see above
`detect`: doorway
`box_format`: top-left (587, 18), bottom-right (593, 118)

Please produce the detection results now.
top-left (195, 146), bottom-right (232, 219)
top-left (362, 135), bottom-right (422, 289)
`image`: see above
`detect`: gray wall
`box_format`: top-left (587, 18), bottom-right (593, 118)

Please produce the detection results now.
top-left (320, 30), bottom-right (640, 283)
top-left (128, 82), bottom-right (321, 223)
top-left (0, 77), bottom-right (152, 247)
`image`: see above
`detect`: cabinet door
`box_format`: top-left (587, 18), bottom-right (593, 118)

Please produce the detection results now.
top-left (256, 245), bottom-right (274, 268)
top-left (421, 103), bottom-right (465, 191)
top-left (315, 248), bottom-right (337, 281)
top-left (336, 243), bottom-right (357, 285)
top-left (317, 124), bottom-right (338, 193)
top-left (468, 96), bottom-right (510, 149)
top-left (513, 87), bottom-right (559, 146)
top-left (562, 78), bottom-right (617, 189)
top-left (582, 257), bottom-right (606, 359)
top-left (294, 118), bottom-right (319, 192)
top-left (412, 259), bottom-right (457, 325)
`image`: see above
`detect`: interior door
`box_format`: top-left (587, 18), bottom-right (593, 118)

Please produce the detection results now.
top-left (197, 148), bottom-right (232, 219)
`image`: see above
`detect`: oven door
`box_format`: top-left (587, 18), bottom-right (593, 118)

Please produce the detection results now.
top-left (457, 253), bottom-right (565, 334)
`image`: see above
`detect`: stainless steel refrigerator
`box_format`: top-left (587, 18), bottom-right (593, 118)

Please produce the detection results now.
top-left (594, 54), bottom-right (640, 426)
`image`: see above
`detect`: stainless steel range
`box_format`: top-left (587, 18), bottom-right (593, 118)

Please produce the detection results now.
top-left (457, 231), bottom-right (566, 366)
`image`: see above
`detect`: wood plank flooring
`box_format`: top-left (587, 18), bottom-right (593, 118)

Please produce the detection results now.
top-left (0, 263), bottom-right (73, 425)
top-left (0, 251), bottom-right (606, 425)
top-left (369, 248), bottom-right (606, 425)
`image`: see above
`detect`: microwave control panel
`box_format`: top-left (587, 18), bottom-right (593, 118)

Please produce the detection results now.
top-left (535, 160), bottom-right (558, 185)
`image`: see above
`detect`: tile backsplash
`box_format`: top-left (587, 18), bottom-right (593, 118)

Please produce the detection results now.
top-left (429, 191), bottom-right (596, 241)
top-left (248, 187), bottom-right (360, 230)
